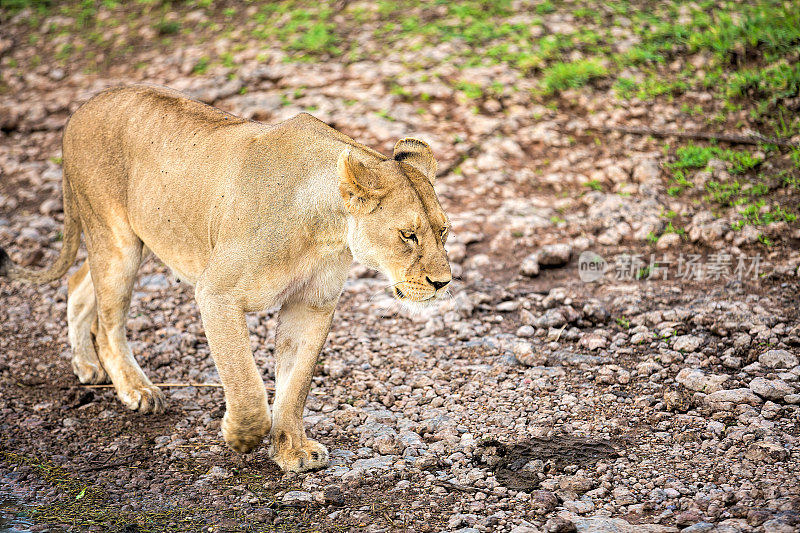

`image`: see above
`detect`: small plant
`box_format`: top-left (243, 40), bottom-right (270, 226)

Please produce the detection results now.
top-left (583, 179), bottom-right (603, 191)
top-left (192, 56), bottom-right (210, 75)
top-left (540, 59), bottom-right (607, 94)
top-left (375, 109), bottom-right (394, 121)
top-left (663, 221), bottom-right (686, 236)
top-left (154, 19), bottom-right (180, 35)
top-left (456, 81), bottom-right (484, 100)
top-left (616, 316), bottom-right (631, 329)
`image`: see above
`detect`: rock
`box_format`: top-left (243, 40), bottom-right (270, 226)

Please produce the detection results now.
top-left (537, 309), bottom-right (568, 328)
top-left (512, 341), bottom-right (547, 367)
top-left (323, 486), bottom-right (345, 506)
top-left (675, 368), bottom-right (729, 393)
top-left (749, 377), bottom-right (794, 401)
top-left (784, 393), bottom-right (800, 404)
top-left (563, 499), bottom-right (595, 514)
top-left (497, 300), bottom-right (520, 312)
top-left (745, 441), bottom-right (789, 463)
top-left (531, 490), bottom-right (558, 514)
top-left (521, 253), bottom-right (540, 277)
top-left (544, 516), bottom-right (577, 533)
top-left (510, 525), bottom-right (541, 533)
top-left (538, 244), bottom-right (572, 266)
top-left (655, 232), bottom-right (681, 250)
top-left (679, 523), bottom-right (715, 533)
top-left (447, 242), bottom-right (467, 263)
top-left (0, 104), bottom-right (20, 131)
top-left (579, 333), bottom-right (608, 351)
top-left (732, 333), bottom-right (751, 350)
top-left (581, 300), bottom-right (609, 322)
top-left (674, 511), bottom-right (704, 527)
top-left (758, 349), bottom-right (798, 369)
top-left (451, 527), bottom-right (481, 533)
top-left (203, 466), bottom-right (231, 480)
top-left (572, 515), bottom-right (677, 532)
top-left (350, 455), bottom-right (395, 471)
top-left (705, 388), bottom-right (763, 407)
top-left (448, 513), bottom-right (481, 529)
top-left (632, 158), bottom-right (660, 182)
top-left (282, 491), bottom-right (313, 505)
top-left (761, 401), bottom-right (782, 419)
top-left (517, 325), bottom-right (535, 337)
top-left (560, 475), bottom-right (595, 494)
top-left (761, 518), bottom-right (798, 532)
top-left (39, 198), bottom-right (62, 215)
top-left (612, 487), bottom-right (636, 505)
top-left (673, 335), bottom-right (703, 352)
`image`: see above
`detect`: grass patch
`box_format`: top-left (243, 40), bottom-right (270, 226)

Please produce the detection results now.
top-left (540, 59), bottom-right (607, 94)
top-left (669, 143), bottom-right (763, 175)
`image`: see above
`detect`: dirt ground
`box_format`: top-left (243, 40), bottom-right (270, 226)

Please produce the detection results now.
top-left (1, 2), bottom-right (799, 532)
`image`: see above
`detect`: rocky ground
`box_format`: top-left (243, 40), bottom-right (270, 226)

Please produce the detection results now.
top-left (1, 1), bottom-right (800, 532)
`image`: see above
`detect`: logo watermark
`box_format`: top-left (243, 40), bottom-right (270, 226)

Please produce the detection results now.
top-left (578, 251), bottom-right (766, 282)
top-left (578, 251), bottom-right (607, 282)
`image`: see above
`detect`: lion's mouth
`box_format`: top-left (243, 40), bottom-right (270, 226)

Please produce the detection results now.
top-left (395, 287), bottom-right (405, 299)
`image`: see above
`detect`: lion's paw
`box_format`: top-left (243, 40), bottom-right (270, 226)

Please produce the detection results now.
top-left (118, 383), bottom-right (166, 414)
top-left (222, 411), bottom-right (271, 453)
top-left (71, 357), bottom-right (109, 385)
top-left (269, 438), bottom-right (329, 472)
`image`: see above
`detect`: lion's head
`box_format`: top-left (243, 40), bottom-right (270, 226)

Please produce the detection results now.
top-left (338, 138), bottom-right (451, 306)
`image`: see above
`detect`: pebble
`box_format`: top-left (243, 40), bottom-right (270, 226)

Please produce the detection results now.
top-left (705, 388), bottom-right (763, 406)
top-left (537, 244), bottom-right (572, 266)
top-left (758, 349), bottom-right (798, 369)
top-left (521, 253), bottom-right (541, 277)
top-left (672, 335), bottom-right (703, 353)
top-left (749, 377), bottom-right (794, 401)
top-left (282, 491), bottom-right (313, 505)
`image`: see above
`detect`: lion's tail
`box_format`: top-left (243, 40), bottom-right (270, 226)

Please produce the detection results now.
top-left (0, 180), bottom-right (81, 283)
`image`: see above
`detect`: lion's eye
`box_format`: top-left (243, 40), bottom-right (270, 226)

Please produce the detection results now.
top-left (400, 230), bottom-right (418, 244)
top-left (440, 228), bottom-right (449, 242)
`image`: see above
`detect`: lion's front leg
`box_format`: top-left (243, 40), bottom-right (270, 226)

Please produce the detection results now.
top-left (270, 298), bottom-right (335, 472)
top-left (196, 286), bottom-right (271, 453)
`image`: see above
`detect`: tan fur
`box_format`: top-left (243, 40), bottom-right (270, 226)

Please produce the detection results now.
top-left (0, 84), bottom-right (451, 472)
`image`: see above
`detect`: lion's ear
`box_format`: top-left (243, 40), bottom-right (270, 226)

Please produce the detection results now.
top-left (337, 148), bottom-right (384, 215)
top-left (393, 138), bottom-right (437, 183)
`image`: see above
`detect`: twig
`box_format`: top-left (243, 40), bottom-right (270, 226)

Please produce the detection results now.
top-left (83, 382), bottom-right (225, 388)
top-left (433, 480), bottom-right (478, 493)
top-left (81, 383), bottom-right (326, 395)
top-left (78, 457), bottom-right (138, 473)
top-left (586, 124), bottom-right (800, 148)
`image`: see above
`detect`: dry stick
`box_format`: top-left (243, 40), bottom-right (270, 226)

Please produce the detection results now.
top-left (586, 125), bottom-right (800, 149)
top-left (83, 382), bottom-right (225, 388)
top-left (78, 457), bottom-right (138, 473)
top-left (81, 383), bottom-right (327, 395)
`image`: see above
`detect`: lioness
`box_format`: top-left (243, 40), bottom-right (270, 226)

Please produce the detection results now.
top-left (0, 84), bottom-right (451, 472)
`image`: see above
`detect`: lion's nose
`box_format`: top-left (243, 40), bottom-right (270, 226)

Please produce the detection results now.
top-left (426, 276), bottom-right (450, 290)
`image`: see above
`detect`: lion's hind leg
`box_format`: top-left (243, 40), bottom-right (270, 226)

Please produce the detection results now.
top-left (67, 261), bottom-right (108, 384)
top-left (84, 227), bottom-right (165, 414)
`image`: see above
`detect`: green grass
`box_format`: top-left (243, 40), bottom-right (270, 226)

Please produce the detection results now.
top-left (727, 62), bottom-right (800, 106)
top-left (731, 200), bottom-right (797, 230)
top-left (583, 179), bottom-right (604, 191)
top-left (540, 59), bottom-right (607, 94)
top-left (669, 143), bottom-right (763, 175)
top-left (191, 56), bottom-right (209, 75)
